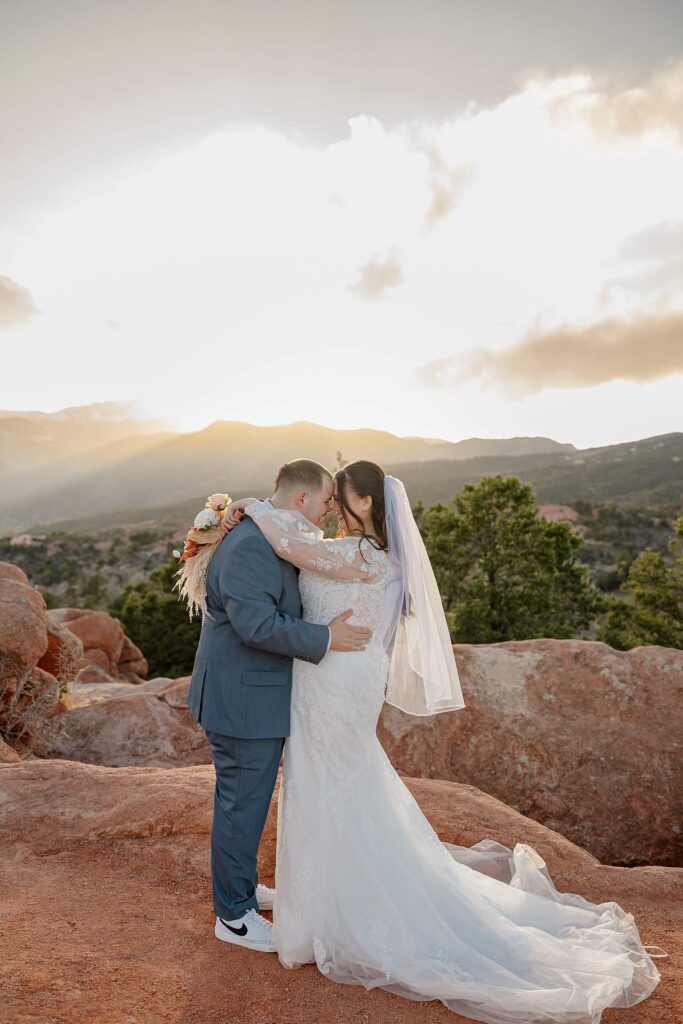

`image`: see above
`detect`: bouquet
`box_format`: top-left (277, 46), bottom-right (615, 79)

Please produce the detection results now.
top-left (172, 492), bottom-right (232, 621)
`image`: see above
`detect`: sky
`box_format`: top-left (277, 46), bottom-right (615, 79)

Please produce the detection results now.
top-left (1, 0), bottom-right (682, 448)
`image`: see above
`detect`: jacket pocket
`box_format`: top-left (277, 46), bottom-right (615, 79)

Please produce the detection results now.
top-left (240, 670), bottom-right (289, 686)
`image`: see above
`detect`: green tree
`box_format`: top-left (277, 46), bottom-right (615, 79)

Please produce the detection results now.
top-left (418, 475), bottom-right (603, 643)
top-left (82, 570), bottom-right (109, 609)
top-left (65, 573), bottom-right (80, 605)
top-left (597, 517), bottom-right (683, 650)
top-left (109, 556), bottom-right (201, 677)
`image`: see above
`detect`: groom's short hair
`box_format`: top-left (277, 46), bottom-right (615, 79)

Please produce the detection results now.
top-left (275, 459), bottom-right (332, 494)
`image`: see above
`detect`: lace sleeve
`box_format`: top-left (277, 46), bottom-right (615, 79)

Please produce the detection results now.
top-left (245, 501), bottom-right (375, 581)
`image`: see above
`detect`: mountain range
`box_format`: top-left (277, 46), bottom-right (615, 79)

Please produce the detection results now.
top-left (0, 403), bottom-right (680, 532)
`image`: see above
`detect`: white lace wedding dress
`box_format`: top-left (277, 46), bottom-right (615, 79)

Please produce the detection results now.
top-left (246, 505), bottom-right (664, 1023)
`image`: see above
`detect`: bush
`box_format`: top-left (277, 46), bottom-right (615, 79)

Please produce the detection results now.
top-left (109, 557), bottom-right (201, 677)
top-left (0, 651), bottom-right (60, 749)
top-left (597, 517), bottom-right (683, 650)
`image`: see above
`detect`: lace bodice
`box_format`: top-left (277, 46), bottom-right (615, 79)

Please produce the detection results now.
top-left (298, 537), bottom-right (393, 648)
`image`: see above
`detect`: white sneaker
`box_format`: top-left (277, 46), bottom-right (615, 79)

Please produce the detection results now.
top-left (256, 883), bottom-right (275, 911)
top-left (214, 908), bottom-right (276, 952)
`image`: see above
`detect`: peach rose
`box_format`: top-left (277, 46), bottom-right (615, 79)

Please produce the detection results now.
top-left (206, 493), bottom-right (231, 511)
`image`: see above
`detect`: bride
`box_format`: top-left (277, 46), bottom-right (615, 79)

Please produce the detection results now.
top-left (220, 459), bottom-right (665, 1024)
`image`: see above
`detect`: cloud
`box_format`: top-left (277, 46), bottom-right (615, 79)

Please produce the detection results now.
top-left (548, 60), bottom-right (683, 142)
top-left (619, 220), bottom-right (683, 263)
top-left (348, 252), bottom-right (403, 301)
top-left (421, 144), bottom-right (476, 229)
top-left (415, 308), bottom-right (683, 397)
top-left (0, 275), bottom-right (38, 329)
top-left (598, 222), bottom-right (683, 306)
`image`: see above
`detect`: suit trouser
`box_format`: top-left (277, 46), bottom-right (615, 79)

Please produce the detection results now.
top-left (204, 730), bottom-right (285, 921)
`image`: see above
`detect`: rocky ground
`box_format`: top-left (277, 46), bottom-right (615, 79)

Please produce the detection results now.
top-left (1, 759), bottom-right (679, 1024)
top-left (2, 557), bottom-right (682, 1021)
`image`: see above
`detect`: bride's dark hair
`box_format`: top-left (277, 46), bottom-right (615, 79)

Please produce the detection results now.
top-left (334, 460), bottom-right (388, 555)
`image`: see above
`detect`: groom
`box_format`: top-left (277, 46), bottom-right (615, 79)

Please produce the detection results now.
top-left (186, 458), bottom-right (373, 953)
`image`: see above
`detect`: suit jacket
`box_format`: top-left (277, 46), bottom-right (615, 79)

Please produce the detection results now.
top-left (185, 514), bottom-right (329, 738)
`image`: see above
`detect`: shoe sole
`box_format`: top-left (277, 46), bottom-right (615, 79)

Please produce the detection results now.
top-left (214, 920), bottom-right (277, 953)
top-left (257, 896), bottom-right (274, 911)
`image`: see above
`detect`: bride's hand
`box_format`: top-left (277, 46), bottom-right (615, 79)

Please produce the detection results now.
top-left (219, 498), bottom-right (257, 536)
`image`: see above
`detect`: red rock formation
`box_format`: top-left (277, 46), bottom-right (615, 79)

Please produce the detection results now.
top-left (0, 761), bottom-right (677, 1024)
top-left (136, 676), bottom-right (182, 694)
top-left (0, 561), bottom-right (31, 583)
top-left (377, 639), bottom-right (683, 867)
top-left (537, 503), bottom-right (579, 522)
top-left (43, 691), bottom-right (211, 767)
top-left (0, 561), bottom-right (60, 753)
top-left (36, 618), bottom-right (84, 681)
top-left (157, 675), bottom-right (192, 707)
top-left (0, 562), bottom-right (49, 670)
top-left (48, 607), bottom-right (149, 683)
top-left (117, 633), bottom-right (149, 680)
top-left (0, 736), bottom-right (20, 763)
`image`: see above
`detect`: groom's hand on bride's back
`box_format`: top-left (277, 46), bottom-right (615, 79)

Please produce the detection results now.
top-left (329, 609), bottom-right (372, 652)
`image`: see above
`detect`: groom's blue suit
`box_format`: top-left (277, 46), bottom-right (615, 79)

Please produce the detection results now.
top-left (186, 512), bottom-right (329, 921)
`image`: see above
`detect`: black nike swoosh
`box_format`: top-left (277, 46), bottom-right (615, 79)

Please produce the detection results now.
top-left (220, 919), bottom-right (248, 936)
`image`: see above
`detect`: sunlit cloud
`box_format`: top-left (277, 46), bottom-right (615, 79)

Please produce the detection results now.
top-left (349, 251), bottom-right (404, 300)
top-left (0, 275), bottom-right (38, 329)
top-left (416, 308), bottom-right (683, 397)
top-left (422, 145), bottom-right (476, 229)
top-left (548, 60), bottom-right (683, 143)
